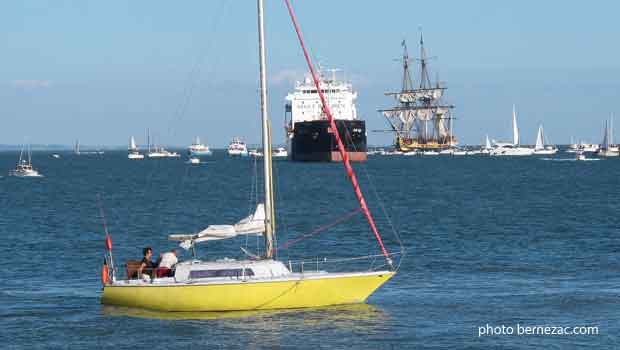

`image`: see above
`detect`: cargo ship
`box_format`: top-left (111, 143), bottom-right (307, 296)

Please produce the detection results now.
top-left (285, 69), bottom-right (367, 162)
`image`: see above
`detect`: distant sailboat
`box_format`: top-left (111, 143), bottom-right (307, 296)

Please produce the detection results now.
top-left (146, 129), bottom-right (180, 158)
top-left (74, 138), bottom-right (104, 156)
top-left (532, 125), bottom-right (558, 155)
top-left (490, 105), bottom-right (534, 156)
top-left (477, 134), bottom-right (492, 154)
top-left (10, 144), bottom-right (42, 177)
top-left (597, 118), bottom-right (619, 157)
top-left (128, 136), bottom-right (144, 160)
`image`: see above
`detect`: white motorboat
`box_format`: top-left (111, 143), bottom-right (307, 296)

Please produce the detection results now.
top-left (490, 105), bottom-right (534, 156)
top-left (147, 148), bottom-right (180, 158)
top-left (10, 144), bottom-right (42, 177)
top-left (249, 149), bottom-right (263, 157)
top-left (128, 153), bottom-right (144, 159)
top-left (452, 149), bottom-right (467, 155)
top-left (128, 136), bottom-right (145, 159)
top-left (52, 154), bottom-right (61, 159)
top-left (438, 149), bottom-right (453, 155)
top-left (566, 142), bottom-right (598, 153)
top-left (272, 147), bottom-right (288, 158)
top-left (228, 137), bottom-right (249, 156)
top-left (188, 137), bottom-right (212, 156)
top-left (532, 125), bottom-right (558, 155)
top-left (187, 157), bottom-right (201, 165)
top-left (145, 129), bottom-right (179, 158)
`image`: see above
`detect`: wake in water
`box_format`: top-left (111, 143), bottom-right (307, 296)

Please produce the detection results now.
top-left (541, 158), bottom-right (601, 162)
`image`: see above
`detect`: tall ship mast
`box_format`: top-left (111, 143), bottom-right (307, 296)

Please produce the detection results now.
top-left (379, 35), bottom-right (456, 152)
top-left (284, 68), bottom-right (367, 162)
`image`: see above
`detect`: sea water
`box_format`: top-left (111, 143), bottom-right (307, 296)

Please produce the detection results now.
top-left (0, 151), bottom-right (618, 349)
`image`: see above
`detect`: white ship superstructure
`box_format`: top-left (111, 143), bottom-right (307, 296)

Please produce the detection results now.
top-left (284, 69), bottom-right (367, 162)
top-left (285, 69), bottom-right (358, 125)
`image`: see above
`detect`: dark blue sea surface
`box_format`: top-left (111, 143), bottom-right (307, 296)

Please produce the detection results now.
top-left (0, 151), bottom-right (618, 349)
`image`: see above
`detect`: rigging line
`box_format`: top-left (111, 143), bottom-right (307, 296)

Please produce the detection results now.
top-left (166, 0), bottom-right (229, 140)
top-left (271, 157), bottom-right (286, 259)
top-left (277, 208), bottom-right (362, 251)
top-left (283, 43), bottom-right (404, 256)
top-left (283, 0), bottom-right (392, 268)
top-left (288, 251), bottom-right (402, 265)
top-left (245, 156), bottom-right (259, 251)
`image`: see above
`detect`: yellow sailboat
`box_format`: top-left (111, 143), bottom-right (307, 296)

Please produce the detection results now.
top-left (100, 0), bottom-right (398, 312)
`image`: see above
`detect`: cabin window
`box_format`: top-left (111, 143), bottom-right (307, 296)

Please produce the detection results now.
top-left (189, 268), bottom-right (254, 279)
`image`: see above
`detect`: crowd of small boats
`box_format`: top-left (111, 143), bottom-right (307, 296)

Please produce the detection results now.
top-left (6, 108), bottom-right (617, 178)
top-left (368, 106), bottom-right (617, 162)
top-left (123, 134), bottom-right (288, 165)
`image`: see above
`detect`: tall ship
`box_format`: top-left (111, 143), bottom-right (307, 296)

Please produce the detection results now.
top-left (285, 69), bottom-right (367, 162)
top-left (379, 35), bottom-right (456, 152)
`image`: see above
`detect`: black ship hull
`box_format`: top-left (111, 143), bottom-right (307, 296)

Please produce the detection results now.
top-left (290, 120), bottom-right (367, 162)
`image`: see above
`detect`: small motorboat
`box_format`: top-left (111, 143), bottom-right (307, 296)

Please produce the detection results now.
top-left (10, 144), bottom-right (43, 177)
top-left (576, 151), bottom-right (586, 161)
top-left (272, 147), bottom-right (288, 158)
top-left (249, 149), bottom-right (264, 157)
top-left (188, 157), bottom-right (201, 165)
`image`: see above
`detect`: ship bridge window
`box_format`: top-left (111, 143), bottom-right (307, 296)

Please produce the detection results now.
top-left (189, 268), bottom-right (254, 279)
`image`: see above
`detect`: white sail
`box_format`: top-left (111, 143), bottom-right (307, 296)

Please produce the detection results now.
top-left (485, 135), bottom-right (491, 149)
top-left (169, 204), bottom-right (265, 245)
top-left (129, 136), bottom-right (137, 150)
top-left (535, 125), bottom-right (544, 150)
top-left (512, 104), bottom-right (519, 146)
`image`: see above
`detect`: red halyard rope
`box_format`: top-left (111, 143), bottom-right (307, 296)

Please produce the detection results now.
top-left (283, 0), bottom-right (393, 267)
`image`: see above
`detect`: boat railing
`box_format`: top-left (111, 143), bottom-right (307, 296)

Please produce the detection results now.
top-left (284, 252), bottom-right (401, 275)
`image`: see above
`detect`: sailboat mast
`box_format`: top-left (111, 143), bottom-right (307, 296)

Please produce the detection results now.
top-left (257, 0), bottom-right (274, 259)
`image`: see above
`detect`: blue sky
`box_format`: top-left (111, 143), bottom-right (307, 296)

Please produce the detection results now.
top-left (1, 0), bottom-right (619, 147)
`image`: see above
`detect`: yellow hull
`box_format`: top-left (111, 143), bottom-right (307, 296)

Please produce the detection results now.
top-left (101, 271), bottom-right (394, 312)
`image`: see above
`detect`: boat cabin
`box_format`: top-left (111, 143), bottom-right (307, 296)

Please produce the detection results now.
top-left (122, 258), bottom-right (291, 285)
